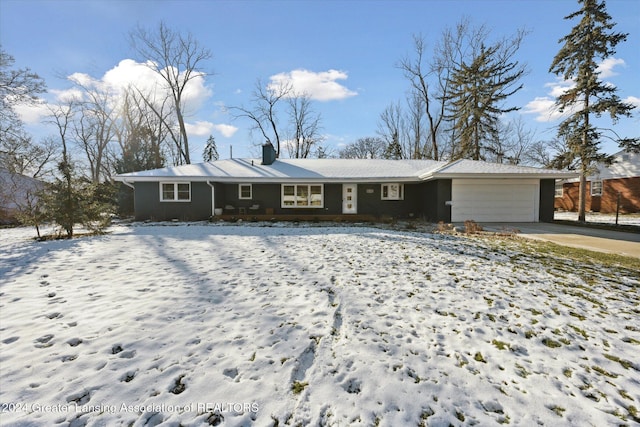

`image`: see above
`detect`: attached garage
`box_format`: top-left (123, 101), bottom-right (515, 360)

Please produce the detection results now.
top-left (451, 179), bottom-right (540, 222)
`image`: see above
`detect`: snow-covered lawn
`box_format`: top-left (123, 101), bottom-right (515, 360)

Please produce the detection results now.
top-left (1, 223), bottom-right (639, 426)
top-left (555, 211), bottom-right (640, 226)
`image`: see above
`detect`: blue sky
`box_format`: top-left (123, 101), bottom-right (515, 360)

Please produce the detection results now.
top-left (1, 0), bottom-right (638, 161)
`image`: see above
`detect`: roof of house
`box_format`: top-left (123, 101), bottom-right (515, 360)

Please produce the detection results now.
top-left (594, 150), bottom-right (640, 180)
top-left (420, 159), bottom-right (576, 179)
top-left (115, 158), bottom-right (577, 183)
top-left (0, 169), bottom-right (46, 211)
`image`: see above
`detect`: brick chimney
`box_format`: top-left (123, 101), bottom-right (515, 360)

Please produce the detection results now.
top-left (262, 142), bottom-right (276, 165)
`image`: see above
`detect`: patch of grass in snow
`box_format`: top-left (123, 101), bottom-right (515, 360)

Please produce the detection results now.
top-left (622, 337), bottom-right (640, 345)
top-left (569, 324), bottom-right (589, 340)
top-left (291, 381), bottom-right (308, 394)
top-left (455, 410), bottom-right (465, 421)
top-left (549, 405), bottom-right (566, 417)
top-left (492, 339), bottom-right (509, 350)
top-left (569, 311), bottom-right (586, 321)
top-left (542, 338), bottom-right (562, 348)
top-left (618, 389), bottom-right (634, 401)
top-left (418, 407), bottom-right (434, 426)
top-left (524, 330), bottom-right (536, 339)
top-left (515, 363), bottom-right (530, 378)
top-left (592, 365), bottom-right (619, 378)
top-left (603, 354), bottom-right (634, 370)
top-left (474, 352), bottom-right (487, 363)
top-left (563, 368), bottom-right (572, 378)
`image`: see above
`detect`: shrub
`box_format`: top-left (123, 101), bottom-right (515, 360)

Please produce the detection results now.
top-left (464, 220), bottom-right (483, 234)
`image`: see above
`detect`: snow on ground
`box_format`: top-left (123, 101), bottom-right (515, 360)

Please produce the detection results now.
top-left (1, 223), bottom-right (639, 426)
top-left (555, 211), bottom-right (640, 226)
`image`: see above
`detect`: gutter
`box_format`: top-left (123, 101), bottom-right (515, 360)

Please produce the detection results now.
top-left (206, 181), bottom-right (217, 217)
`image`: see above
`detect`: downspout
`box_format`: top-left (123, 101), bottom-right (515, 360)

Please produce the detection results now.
top-left (121, 180), bottom-right (135, 190)
top-left (207, 181), bottom-right (216, 217)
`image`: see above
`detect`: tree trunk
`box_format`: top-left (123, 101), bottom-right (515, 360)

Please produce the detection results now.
top-left (578, 165), bottom-right (587, 222)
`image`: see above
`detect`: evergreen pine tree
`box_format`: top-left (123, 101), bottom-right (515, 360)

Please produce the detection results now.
top-left (383, 131), bottom-right (403, 160)
top-left (447, 42), bottom-right (525, 160)
top-left (203, 135), bottom-right (219, 162)
top-left (549, 0), bottom-right (637, 221)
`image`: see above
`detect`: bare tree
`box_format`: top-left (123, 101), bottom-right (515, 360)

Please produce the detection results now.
top-left (129, 22), bottom-right (212, 165)
top-left (377, 102), bottom-right (407, 159)
top-left (114, 87), bottom-right (169, 172)
top-left (484, 117), bottom-right (537, 165)
top-left (287, 94), bottom-right (323, 158)
top-left (231, 79), bottom-right (291, 158)
top-left (339, 137), bottom-right (387, 159)
top-left (0, 47), bottom-right (51, 177)
top-left (68, 76), bottom-right (118, 182)
top-left (397, 29), bottom-right (467, 161)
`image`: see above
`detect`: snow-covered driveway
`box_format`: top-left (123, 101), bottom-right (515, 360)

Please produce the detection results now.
top-left (1, 224), bottom-right (638, 426)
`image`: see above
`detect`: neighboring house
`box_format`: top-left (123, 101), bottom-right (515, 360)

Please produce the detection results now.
top-left (555, 150), bottom-right (640, 214)
top-left (115, 144), bottom-right (576, 223)
top-left (0, 169), bottom-right (46, 224)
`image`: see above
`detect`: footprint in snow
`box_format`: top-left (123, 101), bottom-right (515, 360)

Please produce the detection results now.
top-left (223, 367), bottom-right (239, 379)
top-left (120, 370), bottom-right (137, 383)
top-left (2, 336), bottom-right (19, 344)
top-left (342, 378), bottom-right (362, 394)
top-left (67, 338), bottom-right (83, 347)
top-left (119, 350), bottom-right (136, 359)
top-left (34, 334), bottom-right (54, 348)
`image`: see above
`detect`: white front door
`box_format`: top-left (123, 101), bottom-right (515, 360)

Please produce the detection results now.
top-left (342, 184), bottom-right (357, 214)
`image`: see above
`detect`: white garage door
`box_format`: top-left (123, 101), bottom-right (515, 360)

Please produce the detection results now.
top-left (451, 179), bottom-right (539, 222)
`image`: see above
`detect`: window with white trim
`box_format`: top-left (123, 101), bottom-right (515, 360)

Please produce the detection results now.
top-left (555, 182), bottom-right (564, 198)
top-left (381, 183), bottom-right (404, 200)
top-left (281, 184), bottom-right (323, 208)
top-left (239, 184), bottom-right (252, 199)
top-left (160, 182), bottom-right (191, 202)
top-left (590, 180), bottom-right (603, 196)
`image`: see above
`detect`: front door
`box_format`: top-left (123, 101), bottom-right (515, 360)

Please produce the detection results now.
top-left (342, 184), bottom-right (357, 214)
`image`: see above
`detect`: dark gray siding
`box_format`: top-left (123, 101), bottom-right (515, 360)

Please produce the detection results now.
top-left (132, 179), bottom-right (456, 221)
top-left (134, 181), bottom-right (212, 221)
top-left (539, 179), bottom-right (555, 223)
top-left (420, 180), bottom-right (452, 222)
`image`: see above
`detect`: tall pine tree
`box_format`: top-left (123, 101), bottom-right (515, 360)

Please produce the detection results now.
top-left (446, 36), bottom-right (526, 160)
top-left (549, 0), bottom-right (637, 222)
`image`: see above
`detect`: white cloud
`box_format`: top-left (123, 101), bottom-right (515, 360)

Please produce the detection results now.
top-left (12, 101), bottom-right (49, 125)
top-left (624, 96), bottom-right (640, 108)
top-left (596, 57), bottom-right (625, 78)
top-left (212, 123), bottom-right (238, 138)
top-left (268, 69), bottom-right (357, 101)
top-left (185, 121), bottom-right (238, 138)
top-left (185, 121), bottom-right (215, 136)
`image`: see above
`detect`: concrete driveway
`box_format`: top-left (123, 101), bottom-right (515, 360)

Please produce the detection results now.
top-left (484, 222), bottom-right (640, 259)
